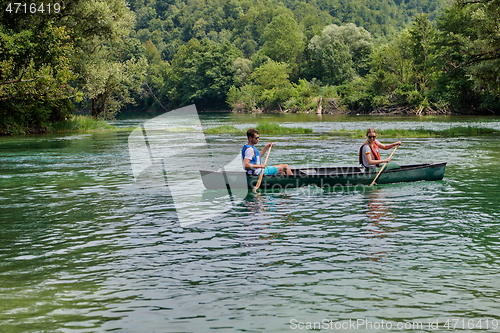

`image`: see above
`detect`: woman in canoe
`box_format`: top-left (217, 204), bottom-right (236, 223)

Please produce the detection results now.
top-left (359, 128), bottom-right (401, 170)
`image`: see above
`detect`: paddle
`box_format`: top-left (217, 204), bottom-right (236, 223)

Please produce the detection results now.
top-left (253, 144), bottom-right (272, 193)
top-left (369, 145), bottom-right (398, 187)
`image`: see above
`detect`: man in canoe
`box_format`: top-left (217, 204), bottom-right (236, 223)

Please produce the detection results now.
top-left (242, 128), bottom-right (293, 176)
top-left (359, 128), bottom-right (402, 170)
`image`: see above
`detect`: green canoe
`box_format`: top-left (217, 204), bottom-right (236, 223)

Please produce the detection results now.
top-left (200, 162), bottom-right (446, 190)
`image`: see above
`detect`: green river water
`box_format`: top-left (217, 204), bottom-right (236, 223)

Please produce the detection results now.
top-left (1, 112), bottom-right (500, 332)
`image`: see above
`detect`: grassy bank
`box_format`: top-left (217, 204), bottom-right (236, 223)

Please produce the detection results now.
top-left (205, 122), bottom-right (313, 135)
top-left (48, 116), bottom-right (116, 132)
top-left (204, 125), bottom-right (245, 134)
top-left (330, 126), bottom-right (500, 138)
top-left (1, 115), bottom-right (119, 135)
top-left (205, 123), bottom-right (499, 138)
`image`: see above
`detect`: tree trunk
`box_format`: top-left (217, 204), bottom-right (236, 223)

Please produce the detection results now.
top-left (316, 97), bottom-right (323, 114)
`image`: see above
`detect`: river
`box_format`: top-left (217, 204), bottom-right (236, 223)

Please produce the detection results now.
top-left (1, 112), bottom-right (500, 332)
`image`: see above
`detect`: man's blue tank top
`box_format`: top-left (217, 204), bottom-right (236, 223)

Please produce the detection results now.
top-left (241, 144), bottom-right (261, 175)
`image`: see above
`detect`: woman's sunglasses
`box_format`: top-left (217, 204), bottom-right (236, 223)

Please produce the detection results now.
top-left (368, 135), bottom-right (376, 139)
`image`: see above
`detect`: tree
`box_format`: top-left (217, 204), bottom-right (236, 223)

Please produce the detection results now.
top-left (232, 1), bottom-right (292, 52)
top-left (84, 57), bottom-right (148, 118)
top-left (436, 0), bottom-right (500, 107)
top-left (308, 23), bottom-right (373, 83)
top-left (0, 6), bottom-right (76, 133)
top-left (251, 60), bottom-right (292, 90)
top-left (59, 0), bottom-right (146, 118)
top-left (0, 0), bottom-right (146, 132)
top-left (232, 57), bottom-right (253, 86)
top-left (249, 60), bottom-right (293, 110)
top-left (227, 60), bottom-right (294, 111)
top-left (406, 14), bottom-right (438, 94)
top-left (260, 14), bottom-right (305, 75)
top-left (138, 40), bottom-right (170, 111)
top-left (320, 42), bottom-right (356, 85)
top-left (165, 38), bottom-right (242, 109)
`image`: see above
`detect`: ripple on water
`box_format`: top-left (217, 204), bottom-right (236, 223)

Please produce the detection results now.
top-left (1, 118), bottom-right (500, 332)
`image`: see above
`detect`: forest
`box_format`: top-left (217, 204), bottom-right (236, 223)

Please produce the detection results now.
top-left (1, 0), bottom-right (500, 134)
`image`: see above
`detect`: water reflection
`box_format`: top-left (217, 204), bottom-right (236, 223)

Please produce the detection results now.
top-left (362, 188), bottom-right (402, 262)
top-left (365, 188), bottom-right (396, 233)
top-left (237, 193), bottom-right (296, 248)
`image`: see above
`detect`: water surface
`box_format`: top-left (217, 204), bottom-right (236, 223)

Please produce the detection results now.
top-left (1, 113), bottom-right (499, 332)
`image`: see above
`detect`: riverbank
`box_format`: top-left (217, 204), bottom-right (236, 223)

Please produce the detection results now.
top-left (329, 126), bottom-right (500, 138)
top-left (49, 116), bottom-right (117, 132)
top-left (205, 122), bottom-right (313, 135)
top-left (205, 121), bottom-right (500, 138)
top-left (223, 94), bottom-right (500, 116)
top-left (228, 102), bottom-right (492, 116)
top-left (0, 116), bottom-right (118, 135)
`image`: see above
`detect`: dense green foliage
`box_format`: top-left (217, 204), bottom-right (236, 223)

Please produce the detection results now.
top-left (1, 0), bottom-right (146, 133)
top-left (2, 0), bottom-right (500, 134)
top-left (164, 38), bottom-right (241, 108)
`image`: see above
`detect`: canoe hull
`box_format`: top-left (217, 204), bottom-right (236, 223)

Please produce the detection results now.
top-left (200, 163), bottom-right (447, 190)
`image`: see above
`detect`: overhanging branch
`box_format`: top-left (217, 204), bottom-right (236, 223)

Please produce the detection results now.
top-left (1, 77), bottom-right (43, 85)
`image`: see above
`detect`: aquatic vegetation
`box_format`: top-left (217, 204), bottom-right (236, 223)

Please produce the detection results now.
top-left (205, 122), bottom-right (313, 135)
top-left (164, 127), bottom-right (197, 132)
top-left (204, 125), bottom-right (244, 134)
top-left (48, 116), bottom-right (116, 132)
top-left (256, 122), bottom-right (313, 134)
top-left (436, 126), bottom-right (499, 136)
top-left (205, 123), bottom-right (498, 138)
top-left (330, 126), bottom-right (500, 138)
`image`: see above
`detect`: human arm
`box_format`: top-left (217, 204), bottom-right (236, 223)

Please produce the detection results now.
top-left (377, 140), bottom-right (402, 150)
top-left (364, 150), bottom-right (390, 165)
top-left (260, 142), bottom-right (274, 156)
top-left (243, 158), bottom-right (266, 170)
